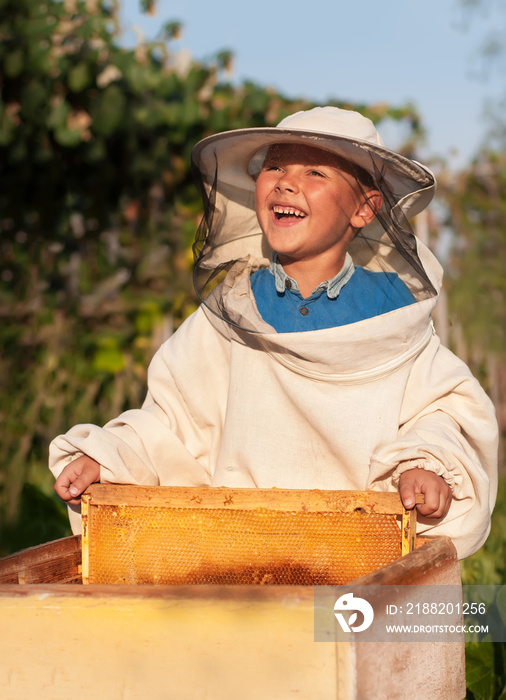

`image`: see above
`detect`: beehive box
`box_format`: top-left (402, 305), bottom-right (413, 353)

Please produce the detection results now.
top-left (0, 535), bottom-right (465, 700)
top-left (0, 485), bottom-right (465, 700)
top-left (81, 485), bottom-right (419, 585)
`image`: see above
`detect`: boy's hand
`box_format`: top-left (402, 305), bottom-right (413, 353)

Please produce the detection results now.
top-left (54, 455), bottom-right (100, 505)
top-left (398, 468), bottom-right (452, 519)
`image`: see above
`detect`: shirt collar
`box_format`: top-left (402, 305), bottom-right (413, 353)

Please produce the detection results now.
top-left (269, 252), bottom-right (355, 299)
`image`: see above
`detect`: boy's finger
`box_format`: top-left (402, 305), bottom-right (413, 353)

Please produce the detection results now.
top-left (417, 482), bottom-right (451, 518)
top-left (398, 481), bottom-right (417, 509)
top-left (54, 471), bottom-right (77, 500)
top-left (54, 456), bottom-right (100, 503)
top-left (67, 473), bottom-right (95, 498)
top-left (68, 483), bottom-right (82, 498)
top-left (54, 478), bottom-right (82, 504)
top-left (417, 482), bottom-right (440, 515)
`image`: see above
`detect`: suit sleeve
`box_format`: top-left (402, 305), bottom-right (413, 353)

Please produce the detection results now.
top-left (367, 336), bottom-right (498, 559)
top-left (49, 307), bottom-right (231, 532)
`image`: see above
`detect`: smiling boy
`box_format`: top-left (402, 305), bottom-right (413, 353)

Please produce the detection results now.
top-left (250, 143), bottom-right (415, 329)
top-left (255, 145), bottom-right (374, 286)
top-left (51, 107), bottom-right (497, 559)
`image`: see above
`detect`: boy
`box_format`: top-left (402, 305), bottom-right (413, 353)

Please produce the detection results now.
top-left (51, 107), bottom-right (498, 559)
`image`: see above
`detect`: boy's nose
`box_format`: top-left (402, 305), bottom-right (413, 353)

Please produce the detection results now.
top-left (275, 171), bottom-right (299, 193)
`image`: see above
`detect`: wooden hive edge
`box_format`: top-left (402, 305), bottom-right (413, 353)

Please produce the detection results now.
top-left (0, 535), bottom-right (82, 584)
top-left (85, 484), bottom-right (422, 514)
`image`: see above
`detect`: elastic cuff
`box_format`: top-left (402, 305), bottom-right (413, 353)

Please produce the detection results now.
top-left (391, 459), bottom-right (456, 491)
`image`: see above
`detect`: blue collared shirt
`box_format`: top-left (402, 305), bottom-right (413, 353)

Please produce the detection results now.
top-left (250, 254), bottom-right (416, 333)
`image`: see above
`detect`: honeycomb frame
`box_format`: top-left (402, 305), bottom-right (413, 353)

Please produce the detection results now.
top-left (81, 485), bottom-right (418, 585)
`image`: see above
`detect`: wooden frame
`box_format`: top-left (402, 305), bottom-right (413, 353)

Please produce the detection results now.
top-left (81, 485), bottom-right (421, 585)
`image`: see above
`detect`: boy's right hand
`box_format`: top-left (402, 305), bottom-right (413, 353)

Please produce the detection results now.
top-left (54, 455), bottom-right (101, 505)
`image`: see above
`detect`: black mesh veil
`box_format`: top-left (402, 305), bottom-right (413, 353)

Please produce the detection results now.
top-left (191, 119), bottom-right (437, 334)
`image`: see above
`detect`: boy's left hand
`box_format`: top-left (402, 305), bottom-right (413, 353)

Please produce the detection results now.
top-left (398, 468), bottom-right (452, 519)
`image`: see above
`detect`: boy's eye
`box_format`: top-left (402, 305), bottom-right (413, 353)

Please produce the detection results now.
top-left (309, 169), bottom-right (325, 177)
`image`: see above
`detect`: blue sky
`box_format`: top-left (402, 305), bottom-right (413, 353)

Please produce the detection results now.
top-left (120, 0), bottom-right (504, 168)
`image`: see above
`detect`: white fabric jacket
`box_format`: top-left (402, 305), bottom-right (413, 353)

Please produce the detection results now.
top-left (49, 244), bottom-right (498, 559)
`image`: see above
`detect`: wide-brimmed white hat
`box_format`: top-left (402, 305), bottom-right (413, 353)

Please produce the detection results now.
top-left (192, 106), bottom-right (436, 219)
top-left (191, 106), bottom-right (438, 312)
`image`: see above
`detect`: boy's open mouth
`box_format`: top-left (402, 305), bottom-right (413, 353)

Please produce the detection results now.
top-left (272, 206), bottom-right (307, 221)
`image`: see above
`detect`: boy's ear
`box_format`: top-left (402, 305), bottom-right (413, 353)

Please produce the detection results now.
top-left (350, 191), bottom-right (383, 228)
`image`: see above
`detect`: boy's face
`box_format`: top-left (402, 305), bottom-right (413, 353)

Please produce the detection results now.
top-left (254, 144), bottom-right (380, 270)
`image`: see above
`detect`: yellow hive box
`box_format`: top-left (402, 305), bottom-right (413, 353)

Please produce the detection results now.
top-left (81, 485), bottom-right (418, 585)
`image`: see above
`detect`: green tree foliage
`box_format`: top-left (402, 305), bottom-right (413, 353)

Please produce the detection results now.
top-left (0, 0), bottom-right (422, 553)
top-left (442, 0), bottom-right (506, 462)
top-left (442, 152), bottom-right (506, 358)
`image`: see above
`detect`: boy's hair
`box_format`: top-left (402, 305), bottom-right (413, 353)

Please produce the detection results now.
top-left (327, 153), bottom-right (376, 191)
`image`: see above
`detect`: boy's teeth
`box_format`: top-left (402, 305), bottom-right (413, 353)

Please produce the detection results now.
top-left (273, 206), bottom-right (305, 217)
